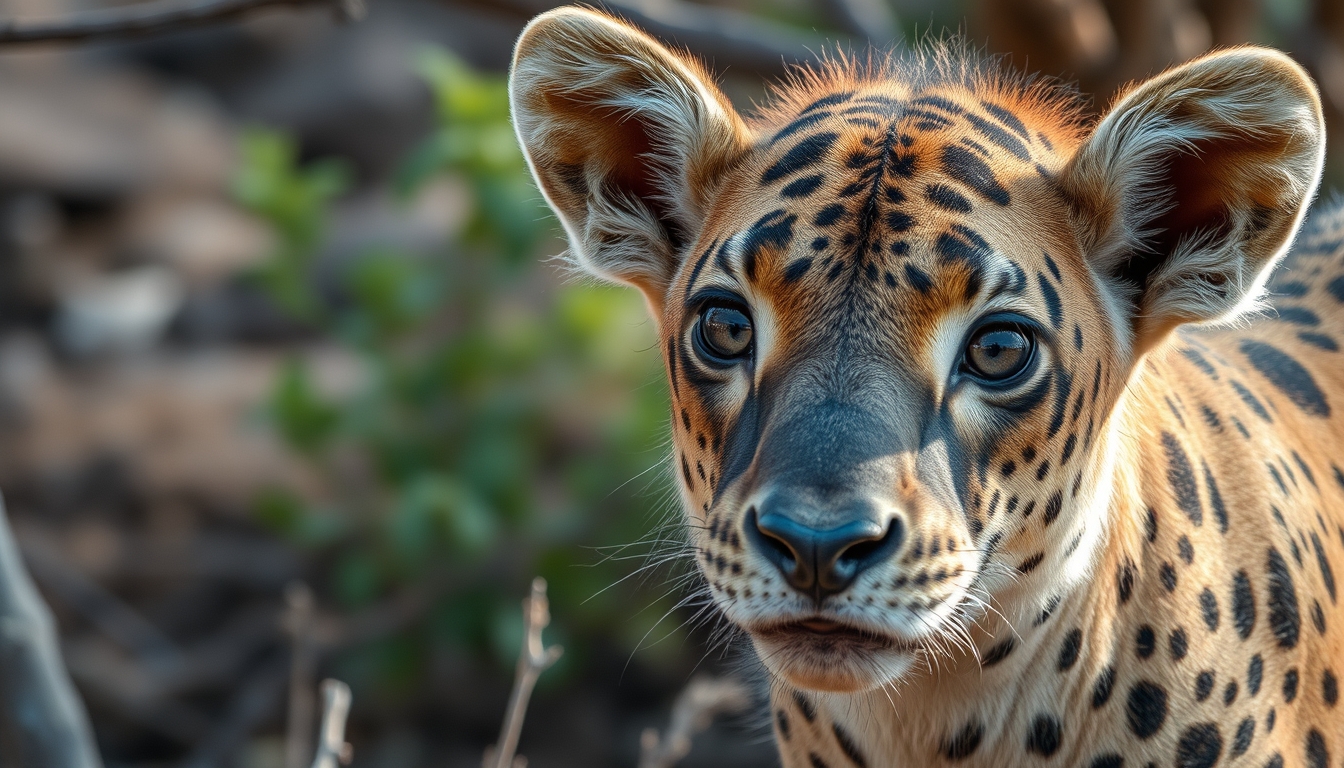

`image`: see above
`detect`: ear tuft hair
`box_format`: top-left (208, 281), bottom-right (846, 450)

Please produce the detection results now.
top-left (510, 7), bottom-right (749, 308)
top-left (1061, 47), bottom-right (1325, 348)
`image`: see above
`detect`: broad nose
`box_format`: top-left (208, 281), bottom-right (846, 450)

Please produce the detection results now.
top-left (745, 495), bottom-right (904, 601)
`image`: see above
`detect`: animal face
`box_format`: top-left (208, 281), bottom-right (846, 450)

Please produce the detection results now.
top-left (510, 8), bottom-right (1323, 693)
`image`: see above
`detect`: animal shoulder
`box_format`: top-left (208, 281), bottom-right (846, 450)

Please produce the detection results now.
top-left (511, 7), bottom-right (1342, 766)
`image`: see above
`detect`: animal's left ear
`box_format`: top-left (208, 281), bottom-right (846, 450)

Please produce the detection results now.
top-left (1060, 47), bottom-right (1325, 352)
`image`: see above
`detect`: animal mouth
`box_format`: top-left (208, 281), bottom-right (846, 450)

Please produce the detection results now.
top-left (755, 617), bottom-right (918, 653)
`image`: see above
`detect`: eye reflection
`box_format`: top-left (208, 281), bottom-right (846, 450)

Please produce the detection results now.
top-left (964, 325), bottom-right (1032, 381)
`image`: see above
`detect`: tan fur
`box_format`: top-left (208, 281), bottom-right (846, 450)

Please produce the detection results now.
top-left (513, 9), bottom-right (1340, 766)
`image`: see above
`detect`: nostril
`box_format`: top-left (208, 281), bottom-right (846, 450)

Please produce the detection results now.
top-left (836, 517), bottom-right (904, 568)
top-left (749, 507), bottom-right (801, 564)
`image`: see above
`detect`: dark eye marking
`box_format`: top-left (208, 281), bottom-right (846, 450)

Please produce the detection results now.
top-left (741, 210), bottom-right (797, 282)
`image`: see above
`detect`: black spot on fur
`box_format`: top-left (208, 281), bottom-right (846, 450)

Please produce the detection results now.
top-left (783, 258), bottom-right (813, 283)
top-left (813, 203), bottom-right (846, 227)
top-left (1284, 669), bottom-right (1299, 702)
top-left (1240, 340), bottom-right (1330, 417)
top-left (1176, 723), bottom-right (1222, 768)
top-left (1305, 729), bottom-right (1329, 768)
top-left (1169, 627), bottom-right (1188, 661)
top-left (1248, 654), bottom-right (1263, 695)
top-left (1024, 714), bottom-right (1062, 756)
top-left (832, 724), bottom-right (867, 767)
top-left (981, 638), bottom-right (1015, 667)
top-left (1039, 273), bottom-right (1063, 328)
top-left (1058, 628), bottom-right (1081, 671)
top-left (941, 720), bottom-right (983, 760)
top-left (1298, 331), bottom-right (1338, 351)
top-left (1200, 588), bottom-right (1219, 632)
top-left (1311, 532), bottom-right (1336, 603)
top-left (926, 183), bottom-right (971, 212)
top-left (1136, 625), bottom-right (1156, 658)
top-left (1179, 536), bottom-right (1194, 564)
top-left (1231, 717), bottom-right (1254, 757)
top-left (1224, 680), bottom-right (1238, 705)
top-left (781, 174), bottom-right (825, 198)
top-left (1274, 306), bottom-right (1321, 325)
top-left (1126, 680), bottom-right (1168, 738)
top-left (1203, 462), bottom-right (1228, 533)
top-left (1232, 570), bottom-right (1256, 640)
top-left (1266, 547), bottom-right (1300, 649)
top-left (905, 264), bottom-right (933, 293)
top-left (1161, 562), bottom-right (1178, 592)
top-left (1181, 348), bottom-right (1219, 379)
top-left (1088, 755), bottom-right (1123, 768)
top-left (793, 690), bottom-right (816, 722)
top-left (762, 132), bottom-right (840, 184)
top-left (1163, 432), bottom-right (1203, 526)
top-left (1092, 666), bottom-right (1115, 708)
top-left (940, 144), bottom-right (1010, 205)
top-left (776, 710), bottom-right (791, 740)
top-left (1196, 671), bottom-right (1215, 701)
top-left (1230, 380), bottom-right (1272, 422)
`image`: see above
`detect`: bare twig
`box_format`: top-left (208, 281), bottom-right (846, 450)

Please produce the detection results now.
top-left (309, 680), bottom-right (352, 768)
top-left (483, 578), bottom-right (563, 768)
top-left (0, 495), bottom-right (104, 768)
top-left (0, 0), bottom-right (364, 47)
top-left (637, 676), bottom-right (751, 768)
top-left (284, 583), bottom-right (317, 768)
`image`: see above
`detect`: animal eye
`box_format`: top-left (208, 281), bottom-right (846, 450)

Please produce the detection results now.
top-left (964, 324), bottom-right (1033, 381)
top-left (695, 305), bottom-right (753, 363)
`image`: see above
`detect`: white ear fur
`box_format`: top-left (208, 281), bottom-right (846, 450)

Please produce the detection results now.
top-left (509, 7), bottom-right (748, 309)
top-left (1062, 47), bottom-right (1325, 349)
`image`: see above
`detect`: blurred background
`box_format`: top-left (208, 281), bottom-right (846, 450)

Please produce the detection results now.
top-left (0, 0), bottom-right (1340, 766)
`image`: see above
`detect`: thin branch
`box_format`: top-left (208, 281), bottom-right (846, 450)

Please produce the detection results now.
top-left (0, 494), bottom-right (104, 768)
top-left (637, 676), bottom-right (751, 768)
top-left (0, 0), bottom-right (363, 47)
top-left (483, 578), bottom-right (563, 768)
top-left (309, 680), bottom-right (352, 768)
top-left (283, 583), bottom-right (318, 768)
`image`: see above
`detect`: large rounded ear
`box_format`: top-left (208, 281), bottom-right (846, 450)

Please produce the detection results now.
top-left (509, 7), bottom-right (750, 314)
top-left (1060, 47), bottom-right (1325, 353)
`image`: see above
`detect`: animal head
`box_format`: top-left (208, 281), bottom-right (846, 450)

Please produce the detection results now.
top-left (510, 7), bottom-right (1325, 692)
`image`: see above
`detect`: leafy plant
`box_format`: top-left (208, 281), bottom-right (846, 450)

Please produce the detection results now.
top-left (234, 49), bottom-right (681, 695)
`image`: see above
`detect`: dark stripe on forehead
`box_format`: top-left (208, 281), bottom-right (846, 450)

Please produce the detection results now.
top-left (769, 112), bottom-right (831, 147)
top-left (761, 132), bottom-right (840, 184)
top-left (980, 101), bottom-right (1031, 140)
top-left (683, 239), bottom-right (718, 301)
top-left (926, 183), bottom-right (971, 212)
top-left (964, 112), bottom-right (1031, 160)
top-left (941, 145), bottom-right (1010, 205)
top-left (742, 210), bottom-right (797, 282)
top-left (799, 91), bottom-right (854, 114)
top-left (936, 224), bottom-right (991, 266)
top-left (911, 94), bottom-right (964, 114)
top-left (781, 174), bottom-right (825, 198)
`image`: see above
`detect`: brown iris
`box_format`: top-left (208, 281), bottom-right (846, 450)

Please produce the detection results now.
top-left (696, 305), bottom-right (753, 362)
top-left (965, 325), bottom-right (1032, 380)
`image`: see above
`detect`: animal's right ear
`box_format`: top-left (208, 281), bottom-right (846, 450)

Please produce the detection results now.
top-left (510, 7), bottom-right (749, 313)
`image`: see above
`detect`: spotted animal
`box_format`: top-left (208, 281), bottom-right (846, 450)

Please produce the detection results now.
top-left (511, 7), bottom-right (1342, 767)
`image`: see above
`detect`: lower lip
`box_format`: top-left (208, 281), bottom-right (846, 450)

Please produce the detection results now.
top-left (760, 620), bottom-right (911, 650)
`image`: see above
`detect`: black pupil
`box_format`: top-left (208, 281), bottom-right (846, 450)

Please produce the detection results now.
top-left (702, 306), bottom-right (752, 358)
top-left (968, 327), bottom-right (1029, 378)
